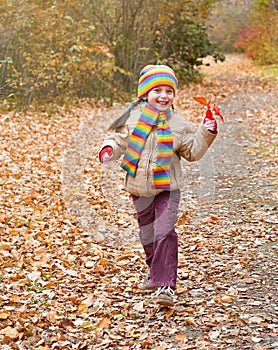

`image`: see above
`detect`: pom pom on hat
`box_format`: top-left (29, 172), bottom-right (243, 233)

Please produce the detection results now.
top-left (137, 64), bottom-right (178, 98)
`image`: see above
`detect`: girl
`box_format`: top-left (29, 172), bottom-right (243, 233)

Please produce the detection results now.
top-left (99, 65), bottom-right (218, 307)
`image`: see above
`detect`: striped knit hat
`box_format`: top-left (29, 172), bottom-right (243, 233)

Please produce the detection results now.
top-left (137, 64), bottom-right (178, 98)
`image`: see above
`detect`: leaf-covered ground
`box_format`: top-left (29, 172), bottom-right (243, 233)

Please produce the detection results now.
top-left (0, 55), bottom-right (277, 349)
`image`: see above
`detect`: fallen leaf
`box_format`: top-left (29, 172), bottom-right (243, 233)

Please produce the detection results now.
top-left (209, 330), bottom-right (221, 340)
top-left (78, 303), bottom-right (89, 313)
top-left (1, 326), bottom-right (20, 340)
top-left (183, 317), bottom-right (197, 326)
top-left (98, 317), bottom-right (111, 329)
top-left (249, 316), bottom-right (264, 324)
top-left (133, 300), bottom-right (144, 312)
top-left (204, 215), bottom-right (221, 223)
top-left (0, 311), bottom-right (10, 319)
top-left (166, 308), bottom-right (175, 319)
top-left (82, 321), bottom-right (94, 329)
top-left (252, 337), bottom-right (263, 343)
top-left (175, 333), bottom-right (188, 343)
top-left (27, 270), bottom-right (41, 282)
top-left (99, 257), bottom-right (110, 266)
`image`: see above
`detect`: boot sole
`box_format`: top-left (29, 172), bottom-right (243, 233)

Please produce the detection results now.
top-left (156, 298), bottom-right (174, 307)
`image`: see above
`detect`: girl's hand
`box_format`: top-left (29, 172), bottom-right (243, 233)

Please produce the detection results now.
top-left (99, 146), bottom-right (113, 163)
top-left (193, 96), bottom-right (224, 134)
top-left (203, 109), bottom-right (217, 133)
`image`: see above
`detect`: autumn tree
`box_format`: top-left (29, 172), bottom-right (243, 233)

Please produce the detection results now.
top-left (234, 0), bottom-right (278, 64)
top-left (210, 0), bottom-right (278, 64)
top-left (152, 0), bottom-right (225, 82)
top-left (0, 0), bottom-right (119, 107)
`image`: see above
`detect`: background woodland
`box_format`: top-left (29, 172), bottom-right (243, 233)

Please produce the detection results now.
top-left (0, 0), bottom-right (277, 109)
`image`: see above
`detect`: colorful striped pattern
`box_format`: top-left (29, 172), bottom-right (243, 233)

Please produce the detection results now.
top-left (121, 102), bottom-right (173, 189)
top-left (152, 113), bottom-right (173, 189)
top-left (137, 65), bottom-right (178, 98)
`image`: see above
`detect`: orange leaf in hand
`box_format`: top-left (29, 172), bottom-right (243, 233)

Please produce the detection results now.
top-left (193, 96), bottom-right (209, 106)
top-left (194, 96), bottom-right (224, 122)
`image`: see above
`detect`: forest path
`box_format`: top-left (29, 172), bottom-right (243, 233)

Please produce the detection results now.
top-left (0, 54), bottom-right (277, 349)
top-left (62, 54), bottom-right (278, 349)
top-left (173, 54), bottom-right (278, 349)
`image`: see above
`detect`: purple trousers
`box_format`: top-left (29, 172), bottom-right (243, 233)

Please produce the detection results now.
top-left (131, 190), bottom-right (180, 288)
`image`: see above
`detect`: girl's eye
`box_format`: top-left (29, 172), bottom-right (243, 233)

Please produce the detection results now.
top-left (151, 87), bottom-right (174, 94)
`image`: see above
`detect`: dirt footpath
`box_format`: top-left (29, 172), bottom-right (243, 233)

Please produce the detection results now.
top-left (54, 54), bottom-right (278, 349)
top-left (175, 54), bottom-right (278, 349)
top-left (86, 54), bottom-right (278, 349)
top-left (85, 54), bottom-right (278, 349)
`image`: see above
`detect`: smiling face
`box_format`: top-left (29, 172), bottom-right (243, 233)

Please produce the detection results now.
top-left (146, 85), bottom-right (175, 112)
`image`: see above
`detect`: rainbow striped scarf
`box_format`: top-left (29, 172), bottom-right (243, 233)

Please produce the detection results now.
top-left (121, 102), bottom-right (173, 189)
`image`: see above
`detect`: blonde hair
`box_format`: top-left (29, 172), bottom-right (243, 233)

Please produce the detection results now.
top-left (108, 99), bottom-right (143, 130)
